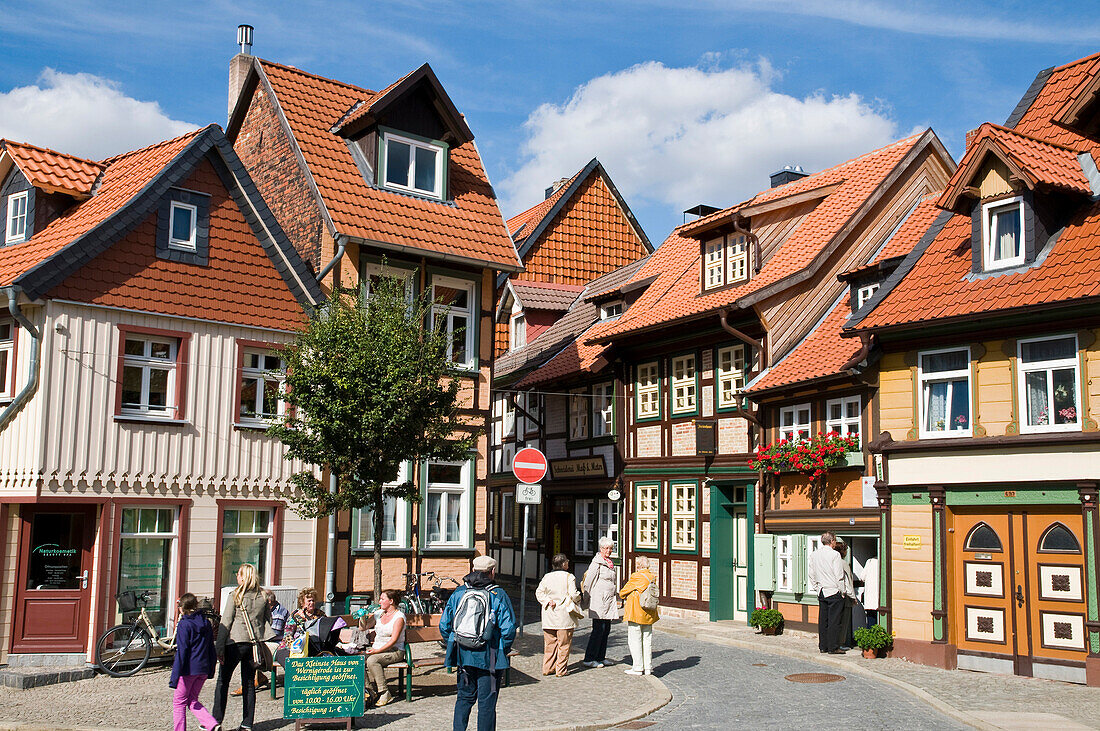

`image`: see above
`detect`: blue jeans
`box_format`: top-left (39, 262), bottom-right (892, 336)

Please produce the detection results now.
top-left (453, 666), bottom-right (500, 731)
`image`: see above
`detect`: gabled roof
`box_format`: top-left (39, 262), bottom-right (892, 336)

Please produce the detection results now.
top-left (0, 140), bottom-right (103, 198)
top-left (227, 58), bottom-right (520, 272)
top-left (593, 131), bottom-right (949, 342)
top-left (940, 123), bottom-right (1091, 210)
top-left (0, 125), bottom-right (324, 309)
top-left (496, 279), bottom-right (584, 320)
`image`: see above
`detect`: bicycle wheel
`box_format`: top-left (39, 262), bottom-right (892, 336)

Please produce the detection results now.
top-left (96, 624), bottom-right (152, 677)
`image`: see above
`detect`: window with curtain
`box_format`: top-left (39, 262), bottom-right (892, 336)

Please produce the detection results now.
top-left (919, 348), bottom-right (970, 436)
top-left (635, 484), bottom-right (660, 550)
top-left (671, 482), bottom-right (697, 551)
top-left (569, 389), bottom-right (588, 440)
top-left (356, 462), bottom-right (411, 549)
top-left (983, 197), bottom-right (1024, 269)
top-left (671, 354), bottom-right (697, 414)
top-left (1018, 335), bottom-right (1079, 432)
top-left (826, 396), bottom-right (861, 439)
top-left (717, 345), bottom-right (746, 409)
top-left (593, 382), bottom-right (614, 437)
top-left (425, 460), bottom-right (470, 547)
top-left (636, 362), bottom-right (660, 418)
top-left (779, 403), bottom-right (811, 441)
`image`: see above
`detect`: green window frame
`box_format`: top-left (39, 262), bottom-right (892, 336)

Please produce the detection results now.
top-left (634, 481), bottom-right (662, 551)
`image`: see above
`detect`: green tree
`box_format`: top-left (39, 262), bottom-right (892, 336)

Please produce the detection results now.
top-left (269, 274), bottom-right (477, 602)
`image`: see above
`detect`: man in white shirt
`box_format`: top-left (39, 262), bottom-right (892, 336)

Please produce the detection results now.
top-left (807, 531), bottom-right (846, 653)
top-left (857, 555), bottom-right (880, 629)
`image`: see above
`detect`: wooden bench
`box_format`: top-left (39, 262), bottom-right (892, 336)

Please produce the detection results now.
top-left (395, 625), bottom-right (448, 702)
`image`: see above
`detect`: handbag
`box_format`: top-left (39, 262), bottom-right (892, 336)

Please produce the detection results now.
top-left (237, 594), bottom-right (273, 672)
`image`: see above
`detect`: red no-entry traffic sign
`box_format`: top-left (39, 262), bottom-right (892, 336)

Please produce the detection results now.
top-left (512, 447), bottom-right (548, 484)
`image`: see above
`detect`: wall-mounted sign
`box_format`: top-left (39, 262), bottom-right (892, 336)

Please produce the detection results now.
top-left (549, 457), bottom-right (606, 480)
top-left (902, 535), bottom-right (922, 550)
top-left (695, 419), bottom-right (716, 456)
top-left (607, 489), bottom-right (622, 501)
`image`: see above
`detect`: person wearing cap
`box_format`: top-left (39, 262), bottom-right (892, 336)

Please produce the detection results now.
top-left (440, 554), bottom-right (517, 731)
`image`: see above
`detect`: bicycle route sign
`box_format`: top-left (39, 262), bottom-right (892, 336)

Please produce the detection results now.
top-left (284, 655), bottom-right (365, 719)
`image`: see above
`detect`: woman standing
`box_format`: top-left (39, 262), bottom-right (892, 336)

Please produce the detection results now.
top-left (581, 537), bottom-right (619, 668)
top-left (535, 553), bottom-right (582, 677)
top-left (619, 556), bottom-right (658, 676)
top-left (213, 564), bottom-right (271, 731)
top-left (169, 593), bottom-right (219, 731)
top-left (362, 589), bottom-right (406, 707)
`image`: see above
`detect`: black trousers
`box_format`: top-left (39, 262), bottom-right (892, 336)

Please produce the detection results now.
top-left (212, 642), bottom-right (255, 728)
top-left (584, 619), bottom-right (612, 662)
top-left (817, 592), bottom-right (844, 652)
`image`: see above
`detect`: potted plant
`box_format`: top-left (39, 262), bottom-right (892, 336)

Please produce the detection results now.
top-left (749, 607), bottom-right (783, 635)
top-left (853, 624), bottom-right (892, 658)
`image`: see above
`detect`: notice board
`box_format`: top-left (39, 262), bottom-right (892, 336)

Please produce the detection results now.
top-left (284, 655), bottom-right (365, 719)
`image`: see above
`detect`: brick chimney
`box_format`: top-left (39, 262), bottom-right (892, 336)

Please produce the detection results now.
top-left (228, 24), bottom-right (254, 121)
top-left (965, 128), bottom-right (981, 150)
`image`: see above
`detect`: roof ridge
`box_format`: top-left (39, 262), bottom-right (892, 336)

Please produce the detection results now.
top-left (98, 125), bottom-right (208, 166)
top-left (1052, 51), bottom-right (1100, 73)
top-left (983, 122), bottom-right (1083, 152)
top-left (1, 139), bottom-right (103, 169)
top-left (257, 58), bottom-right (376, 95)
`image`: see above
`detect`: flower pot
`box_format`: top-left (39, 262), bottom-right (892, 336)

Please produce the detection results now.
top-left (861, 648), bottom-right (879, 659)
top-left (761, 625), bottom-right (779, 636)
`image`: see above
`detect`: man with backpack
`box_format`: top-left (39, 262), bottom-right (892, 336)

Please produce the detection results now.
top-left (440, 555), bottom-right (517, 731)
top-left (619, 556), bottom-right (659, 675)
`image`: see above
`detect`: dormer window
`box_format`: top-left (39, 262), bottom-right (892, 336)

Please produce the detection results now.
top-left (599, 300), bottom-right (623, 320)
top-left (702, 233), bottom-right (750, 291)
top-left (168, 202), bottom-right (197, 251)
top-left (509, 311), bottom-right (526, 351)
top-left (5, 191), bottom-right (28, 244)
top-left (856, 283), bottom-right (879, 309)
top-left (982, 196), bottom-right (1024, 270)
top-left (382, 131), bottom-right (445, 199)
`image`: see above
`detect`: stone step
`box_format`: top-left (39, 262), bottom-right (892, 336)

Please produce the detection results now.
top-left (0, 666), bottom-right (94, 689)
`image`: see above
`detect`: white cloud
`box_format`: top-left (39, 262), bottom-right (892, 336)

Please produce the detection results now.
top-left (501, 60), bottom-right (900, 220)
top-left (0, 69), bottom-right (197, 160)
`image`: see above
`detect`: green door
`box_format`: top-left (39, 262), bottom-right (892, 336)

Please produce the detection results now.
top-left (709, 481), bottom-right (754, 623)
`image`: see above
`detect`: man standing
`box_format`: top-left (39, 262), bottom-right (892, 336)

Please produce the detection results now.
top-left (440, 555), bottom-right (517, 731)
top-left (834, 540), bottom-right (857, 650)
top-left (807, 532), bottom-right (846, 654)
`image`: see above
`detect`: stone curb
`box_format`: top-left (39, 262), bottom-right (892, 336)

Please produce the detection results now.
top-left (515, 675), bottom-right (672, 731)
top-left (656, 624), bottom-right (994, 731)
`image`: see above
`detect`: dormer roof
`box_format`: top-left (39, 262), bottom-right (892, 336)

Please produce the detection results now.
top-left (495, 279), bottom-right (584, 322)
top-left (0, 140), bottom-right (103, 198)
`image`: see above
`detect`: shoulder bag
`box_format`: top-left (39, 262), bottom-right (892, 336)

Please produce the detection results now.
top-left (237, 594), bottom-right (273, 672)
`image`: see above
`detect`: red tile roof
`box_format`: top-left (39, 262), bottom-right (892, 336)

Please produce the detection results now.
top-left (256, 60), bottom-right (519, 271)
top-left (0, 129), bottom-right (203, 287)
top-left (747, 295), bottom-right (860, 393)
top-left (1011, 54), bottom-right (1100, 152)
top-left (516, 319), bottom-right (614, 388)
top-left (506, 172), bottom-right (578, 241)
top-left (1, 140), bottom-right (103, 197)
top-left (594, 133), bottom-right (932, 341)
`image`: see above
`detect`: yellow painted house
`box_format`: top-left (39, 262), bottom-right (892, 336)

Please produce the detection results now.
top-left (844, 52), bottom-right (1100, 686)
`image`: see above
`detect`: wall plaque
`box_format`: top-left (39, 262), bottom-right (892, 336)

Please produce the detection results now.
top-left (695, 419), bottom-right (717, 456)
top-left (902, 535), bottom-right (922, 550)
top-left (549, 456), bottom-right (607, 479)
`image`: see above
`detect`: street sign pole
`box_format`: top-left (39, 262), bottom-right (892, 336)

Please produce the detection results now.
top-left (511, 449), bottom-right (547, 638)
top-left (519, 503), bottom-right (530, 636)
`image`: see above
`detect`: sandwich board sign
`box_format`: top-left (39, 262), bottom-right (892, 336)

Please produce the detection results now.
top-left (284, 655), bottom-right (365, 722)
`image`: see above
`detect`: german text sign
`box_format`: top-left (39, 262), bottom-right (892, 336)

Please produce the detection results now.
top-left (284, 655), bottom-right (365, 719)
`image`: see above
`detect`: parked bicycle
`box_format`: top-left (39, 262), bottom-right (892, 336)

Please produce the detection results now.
top-left (95, 590), bottom-right (218, 677)
top-left (403, 571), bottom-right (437, 614)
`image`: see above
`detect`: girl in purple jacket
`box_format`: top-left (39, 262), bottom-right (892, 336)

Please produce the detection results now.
top-left (170, 593), bottom-right (220, 731)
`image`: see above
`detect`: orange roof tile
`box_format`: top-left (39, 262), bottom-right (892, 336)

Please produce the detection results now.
top-left (594, 133), bottom-right (931, 341)
top-left (2, 140), bottom-right (103, 197)
top-left (506, 172), bottom-right (579, 240)
top-left (256, 60), bottom-right (519, 271)
top-left (1011, 54), bottom-right (1100, 153)
top-left (748, 295), bottom-right (860, 393)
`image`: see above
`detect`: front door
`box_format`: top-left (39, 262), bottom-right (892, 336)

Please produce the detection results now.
top-left (951, 508), bottom-right (1089, 683)
top-left (13, 505), bottom-right (97, 652)
top-left (732, 508), bottom-right (749, 623)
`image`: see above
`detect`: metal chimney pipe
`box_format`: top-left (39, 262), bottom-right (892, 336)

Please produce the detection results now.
top-left (237, 24), bottom-right (254, 55)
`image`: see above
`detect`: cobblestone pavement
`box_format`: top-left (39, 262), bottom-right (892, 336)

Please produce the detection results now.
top-left (657, 617), bottom-right (1100, 730)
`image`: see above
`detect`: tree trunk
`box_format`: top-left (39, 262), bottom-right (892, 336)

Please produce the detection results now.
top-left (373, 492), bottom-right (384, 606)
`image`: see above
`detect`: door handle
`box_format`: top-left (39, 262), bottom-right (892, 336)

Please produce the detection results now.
top-left (81, 570), bottom-right (89, 590)
top-left (1015, 584), bottom-right (1024, 608)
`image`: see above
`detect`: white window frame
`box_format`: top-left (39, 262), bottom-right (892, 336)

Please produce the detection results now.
top-left (430, 275), bottom-right (476, 370)
top-left (356, 461), bottom-right (412, 549)
top-left (670, 482), bottom-right (697, 551)
top-left (576, 498), bottom-right (619, 557)
top-left (503, 393), bottom-right (516, 438)
top-left (221, 508), bottom-right (274, 586)
top-left (825, 395), bottom-right (861, 439)
top-left (424, 459), bottom-right (472, 548)
top-left (238, 348), bottom-right (286, 426)
top-left (0, 320), bottom-right (14, 401)
top-left (918, 346), bottom-right (972, 438)
top-left (856, 283), bottom-right (880, 309)
top-left (670, 354), bottom-right (697, 415)
top-left (599, 500), bottom-right (620, 558)
top-left (776, 535), bottom-right (792, 592)
top-left (5, 191), bottom-right (28, 244)
top-left (117, 506), bottom-right (179, 631)
top-left (167, 201), bottom-right (198, 251)
top-left (982, 196), bottom-right (1025, 270)
top-left (636, 362), bottom-right (660, 418)
top-left (1017, 334), bottom-right (1081, 434)
top-left (362, 261), bottom-right (416, 304)
top-left (635, 483), bottom-right (660, 551)
top-left (717, 345), bottom-right (746, 409)
top-left (382, 131), bottom-right (445, 199)
top-left (509, 311), bottom-right (526, 351)
top-left (779, 403), bottom-right (811, 442)
top-left (726, 234), bottom-right (748, 283)
top-left (593, 382), bottom-right (614, 437)
top-left (569, 388), bottom-right (588, 440)
top-left (120, 336), bottom-right (178, 418)
top-left (704, 237), bottom-right (724, 289)
top-left (501, 492), bottom-right (514, 541)
top-left (599, 300), bottom-right (624, 320)
top-left (524, 391), bottom-right (540, 435)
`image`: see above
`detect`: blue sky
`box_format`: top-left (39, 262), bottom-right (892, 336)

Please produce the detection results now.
top-left (1, 0), bottom-right (1098, 243)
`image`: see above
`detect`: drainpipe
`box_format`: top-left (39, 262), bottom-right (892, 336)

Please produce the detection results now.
top-left (731, 219), bottom-right (761, 274)
top-left (324, 472), bottom-right (337, 615)
top-left (717, 309), bottom-right (763, 430)
top-left (842, 333), bottom-right (876, 373)
top-left (316, 234), bottom-right (348, 287)
top-left (0, 286), bottom-right (41, 431)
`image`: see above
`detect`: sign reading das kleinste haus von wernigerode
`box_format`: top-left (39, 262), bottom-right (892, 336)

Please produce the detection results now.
top-left (549, 457), bottom-right (607, 479)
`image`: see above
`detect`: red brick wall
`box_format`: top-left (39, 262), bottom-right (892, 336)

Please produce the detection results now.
top-left (233, 83), bottom-right (327, 270)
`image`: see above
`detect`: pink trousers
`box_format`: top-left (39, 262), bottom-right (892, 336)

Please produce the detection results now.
top-left (173, 674), bottom-right (217, 731)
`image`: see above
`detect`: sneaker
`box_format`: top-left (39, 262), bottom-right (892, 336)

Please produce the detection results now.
top-left (208, 725), bottom-right (221, 731)
top-left (376, 691), bottom-right (394, 707)
top-left (582, 660), bottom-right (600, 668)
top-left (624, 668), bottom-right (644, 676)
top-left (600, 659), bottom-right (615, 665)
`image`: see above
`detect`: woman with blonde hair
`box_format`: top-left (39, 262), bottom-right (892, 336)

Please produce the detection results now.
top-left (212, 564), bottom-right (271, 731)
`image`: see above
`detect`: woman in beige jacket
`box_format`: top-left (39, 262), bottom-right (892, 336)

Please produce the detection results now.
top-left (212, 564), bottom-right (271, 731)
top-left (535, 553), bottom-right (582, 677)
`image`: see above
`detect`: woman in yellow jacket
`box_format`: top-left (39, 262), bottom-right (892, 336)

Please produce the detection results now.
top-left (618, 556), bottom-right (658, 675)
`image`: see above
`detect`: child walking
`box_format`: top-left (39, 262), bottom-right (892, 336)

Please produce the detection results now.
top-left (170, 593), bottom-right (220, 731)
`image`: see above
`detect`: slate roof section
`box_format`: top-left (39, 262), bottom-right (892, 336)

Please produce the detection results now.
top-left (747, 295), bottom-right (859, 394)
top-left (509, 280), bottom-right (585, 311)
top-left (232, 59), bottom-right (520, 272)
top-left (593, 132), bottom-right (940, 342)
top-left (1, 141), bottom-right (103, 197)
top-left (1004, 65), bottom-right (1056, 129)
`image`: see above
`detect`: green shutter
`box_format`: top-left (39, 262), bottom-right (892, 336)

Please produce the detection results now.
top-left (753, 534), bottom-right (776, 591)
top-left (792, 534), bottom-right (808, 594)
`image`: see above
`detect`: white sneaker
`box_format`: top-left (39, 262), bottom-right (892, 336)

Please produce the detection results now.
top-left (624, 668), bottom-right (644, 675)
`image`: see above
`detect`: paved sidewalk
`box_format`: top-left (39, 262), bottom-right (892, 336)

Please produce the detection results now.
top-left (0, 626), bottom-right (669, 731)
top-left (657, 617), bottom-right (1100, 730)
